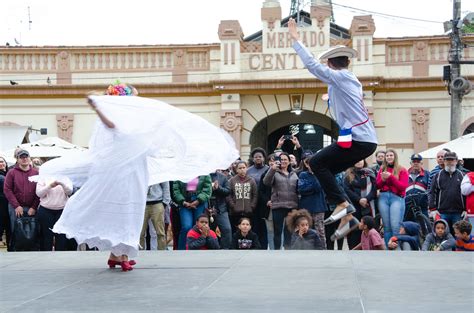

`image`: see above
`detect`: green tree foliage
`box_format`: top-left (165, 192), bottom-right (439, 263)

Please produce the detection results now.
top-left (463, 24), bottom-right (474, 33)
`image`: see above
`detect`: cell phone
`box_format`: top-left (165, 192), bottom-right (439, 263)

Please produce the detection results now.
top-left (283, 135), bottom-right (293, 140)
top-left (274, 155), bottom-right (281, 168)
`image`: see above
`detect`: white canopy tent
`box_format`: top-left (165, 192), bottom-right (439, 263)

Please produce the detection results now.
top-left (3, 137), bottom-right (87, 162)
top-left (419, 133), bottom-right (474, 159)
top-left (0, 125), bottom-right (29, 153)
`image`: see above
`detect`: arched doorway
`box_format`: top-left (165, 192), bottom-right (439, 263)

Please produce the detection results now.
top-left (463, 123), bottom-right (474, 135)
top-left (249, 111), bottom-right (338, 156)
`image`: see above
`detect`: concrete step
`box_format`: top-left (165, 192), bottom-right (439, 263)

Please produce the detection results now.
top-left (0, 251), bottom-right (473, 313)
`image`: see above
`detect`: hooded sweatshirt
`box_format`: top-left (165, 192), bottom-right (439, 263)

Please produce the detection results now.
top-left (4, 165), bottom-right (39, 209)
top-left (227, 175), bottom-right (258, 216)
top-left (395, 221), bottom-right (421, 250)
top-left (422, 219), bottom-right (456, 251)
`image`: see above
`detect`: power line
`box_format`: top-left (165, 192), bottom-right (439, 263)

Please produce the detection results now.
top-left (331, 2), bottom-right (443, 24)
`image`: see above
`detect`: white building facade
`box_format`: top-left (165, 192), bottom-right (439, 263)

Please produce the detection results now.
top-left (1, 0), bottom-right (473, 168)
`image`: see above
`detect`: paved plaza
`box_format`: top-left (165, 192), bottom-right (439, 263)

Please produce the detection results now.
top-left (0, 251), bottom-right (473, 313)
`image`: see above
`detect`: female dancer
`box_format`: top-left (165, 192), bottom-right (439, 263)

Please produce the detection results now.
top-left (34, 84), bottom-right (238, 271)
top-left (289, 19), bottom-right (378, 240)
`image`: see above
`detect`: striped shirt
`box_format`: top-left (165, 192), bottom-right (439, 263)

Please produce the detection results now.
top-left (455, 235), bottom-right (474, 251)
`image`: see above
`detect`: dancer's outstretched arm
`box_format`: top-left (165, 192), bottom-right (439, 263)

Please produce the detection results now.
top-left (88, 97), bottom-right (115, 129)
top-left (288, 18), bottom-right (300, 41)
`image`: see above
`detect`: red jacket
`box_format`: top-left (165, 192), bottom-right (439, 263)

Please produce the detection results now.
top-left (186, 226), bottom-right (220, 250)
top-left (4, 165), bottom-right (39, 209)
top-left (376, 166), bottom-right (409, 197)
top-left (462, 172), bottom-right (474, 215)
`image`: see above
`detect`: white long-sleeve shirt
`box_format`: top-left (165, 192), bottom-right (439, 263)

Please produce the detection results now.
top-left (36, 182), bottom-right (72, 210)
top-left (292, 41), bottom-right (378, 144)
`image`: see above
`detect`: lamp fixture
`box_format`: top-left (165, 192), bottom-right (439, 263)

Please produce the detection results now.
top-left (28, 126), bottom-right (47, 135)
top-left (290, 94), bottom-right (303, 115)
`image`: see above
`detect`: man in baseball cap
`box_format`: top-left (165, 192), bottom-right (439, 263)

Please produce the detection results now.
top-left (406, 153), bottom-right (430, 217)
top-left (15, 149), bottom-right (30, 158)
top-left (3, 148), bottom-right (39, 250)
top-left (410, 153), bottom-right (423, 161)
top-left (443, 151), bottom-right (458, 160)
top-left (429, 150), bottom-right (465, 235)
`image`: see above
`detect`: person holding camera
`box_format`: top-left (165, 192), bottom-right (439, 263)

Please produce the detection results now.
top-left (275, 135), bottom-right (303, 165)
top-left (263, 152), bottom-right (299, 250)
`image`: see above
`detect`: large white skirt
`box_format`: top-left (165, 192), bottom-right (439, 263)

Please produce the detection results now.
top-left (36, 96), bottom-right (239, 257)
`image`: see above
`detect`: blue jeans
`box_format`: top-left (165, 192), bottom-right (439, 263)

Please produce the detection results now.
top-left (272, 208), bottom-right (291, 250)
top-left (214, 212), bottom-right (232, 249)
top-left (178, 199), bottom-right (207, 250)
top-left (440, 213), bottom-right (462, 236)
top-left (378, 192), bottom-right (405, 246)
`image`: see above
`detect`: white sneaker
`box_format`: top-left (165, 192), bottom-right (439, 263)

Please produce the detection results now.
top-left (324, 204), bottom-right (356, 225)
top-left (330, 217), bottom-right (360, 241)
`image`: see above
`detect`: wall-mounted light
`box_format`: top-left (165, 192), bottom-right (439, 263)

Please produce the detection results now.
top-left (290, 94), bottom-right (303, 115)
top-left (29, 126), bottom-right (47, 135)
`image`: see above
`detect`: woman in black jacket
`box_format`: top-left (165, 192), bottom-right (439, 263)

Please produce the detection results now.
top-left (343, 159), bottom-right (377, 249)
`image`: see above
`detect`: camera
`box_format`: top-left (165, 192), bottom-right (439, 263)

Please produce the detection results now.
top-left (283, 134), bottom-right (293, 140)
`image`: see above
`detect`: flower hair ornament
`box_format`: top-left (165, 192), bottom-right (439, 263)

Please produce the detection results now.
top-left (105, 81), bottom-right (136, 96)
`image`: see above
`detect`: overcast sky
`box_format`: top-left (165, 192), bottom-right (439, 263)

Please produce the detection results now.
top-left (1, 0), bottom-right (473, 46)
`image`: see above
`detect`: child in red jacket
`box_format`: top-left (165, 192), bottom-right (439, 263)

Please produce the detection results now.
top-left (186, 214), bottom-right (220, 250)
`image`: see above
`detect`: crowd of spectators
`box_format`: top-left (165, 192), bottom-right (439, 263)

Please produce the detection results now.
top-left (1, 138), bottom-right (473, 253)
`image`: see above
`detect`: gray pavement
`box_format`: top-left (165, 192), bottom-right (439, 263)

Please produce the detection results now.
top-left (0, 251), bottom-right (473, 313)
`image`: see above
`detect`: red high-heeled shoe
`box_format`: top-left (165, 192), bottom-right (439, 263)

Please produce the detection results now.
top-left (120, 261), bottom-right (133, 272)
top-left (107, 259), bottom-right (136, 268)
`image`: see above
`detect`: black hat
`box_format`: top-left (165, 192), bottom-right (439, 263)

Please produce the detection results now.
top-left (410, 154), bottom-right (422, 161)
top-left (16, 149), bottom-right (30, 158)
top-left (443, 151), bottom-right (458, 160)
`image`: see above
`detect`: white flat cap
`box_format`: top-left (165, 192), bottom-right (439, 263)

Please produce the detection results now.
top-left (318, 45), bottom-right (358, 60)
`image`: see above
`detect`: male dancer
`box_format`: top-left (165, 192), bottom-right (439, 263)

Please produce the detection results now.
top-left (289, 18), bottom-right (378, 240)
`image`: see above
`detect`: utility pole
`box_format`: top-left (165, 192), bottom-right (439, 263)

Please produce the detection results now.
top-left (296, 0), bottom-right (301, 25)
top-left (449, 0), bottom-right (462, 140)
